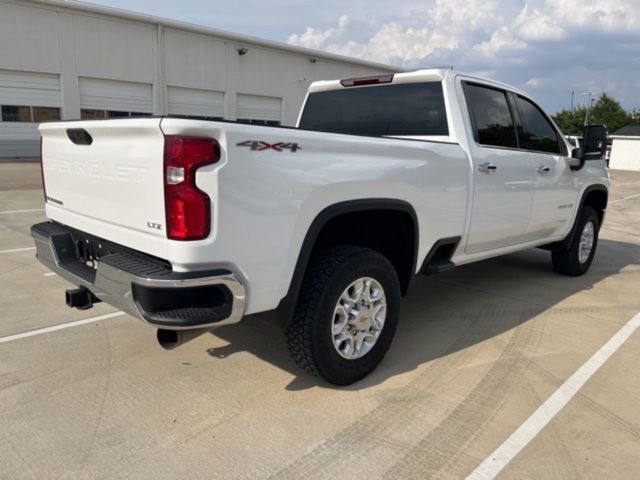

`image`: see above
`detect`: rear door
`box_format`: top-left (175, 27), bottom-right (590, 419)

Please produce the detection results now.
top-left (462, 82), bottom-right (536, 254)
top-left (512, 94), bottom-right (576, 239)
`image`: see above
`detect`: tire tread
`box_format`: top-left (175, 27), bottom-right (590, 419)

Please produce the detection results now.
top-left (285, 245), bottom-right (399, 384)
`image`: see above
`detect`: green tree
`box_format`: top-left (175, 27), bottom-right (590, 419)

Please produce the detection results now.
top-left (552, 93), bottom-right (635, 134)
top-left (589, 93), bottom-right (631, 132)
top-left (552, 107), bottom-right (587, 135)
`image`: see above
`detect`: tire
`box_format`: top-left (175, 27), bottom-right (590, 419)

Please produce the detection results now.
top-left (285, 245), bottom-right (401, 385)
top-left (552, 206), bottom-right (600, 276)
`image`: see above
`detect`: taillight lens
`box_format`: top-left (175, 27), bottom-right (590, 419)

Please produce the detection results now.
top-left (164, 136), bottom-right (220, 240)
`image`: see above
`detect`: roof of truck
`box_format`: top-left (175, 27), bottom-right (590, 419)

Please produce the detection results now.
top-left (309, 68), bottom-right (529, 98)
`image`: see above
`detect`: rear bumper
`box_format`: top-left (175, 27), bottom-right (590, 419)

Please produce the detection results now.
top-left (31, 222), bottom-right (246, 330)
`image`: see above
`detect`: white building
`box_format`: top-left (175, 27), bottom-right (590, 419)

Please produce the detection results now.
top-left (609, 125), bottom-right (640, 171)
top-left (0, 0), bottom-right (396, 157)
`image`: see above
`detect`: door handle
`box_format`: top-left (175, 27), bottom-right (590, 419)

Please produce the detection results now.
top-left (478, 162), bottom-right (497, 174)
top-left (536, 165), bottom-right (551, 175)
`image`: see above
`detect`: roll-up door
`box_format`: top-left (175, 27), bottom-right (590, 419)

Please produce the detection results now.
top-left (0, 70), bottom-right (61, 157)
top-left (236, 94), bottom-right (281, 124)
top-left (79, 77), bottom-right (152, 114)
top-left (167, 86), bottom-right (224, 119)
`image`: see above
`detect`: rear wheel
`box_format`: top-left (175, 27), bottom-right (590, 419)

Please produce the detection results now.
top-left (285, 245), bottom-right (401, 385)
top-left (552, 206), bottom-right (600, 276)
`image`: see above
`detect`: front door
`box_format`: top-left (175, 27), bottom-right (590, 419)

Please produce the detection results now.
top-left (462, 82), bottom-right (536, 254)
top-left (512, 94), bottom-right (576, 240)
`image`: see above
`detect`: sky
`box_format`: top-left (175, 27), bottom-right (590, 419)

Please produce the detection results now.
top-left (89, 0), bottom-right (640, 114)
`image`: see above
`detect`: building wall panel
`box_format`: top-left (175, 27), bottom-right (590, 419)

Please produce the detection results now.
top-left (167, 86), bottom-right (224, 118)
top-left (79, 77), bottom-right (153, 112)
top-left (0, 2), bottom-right (60, 73)
top-left (73, 14), bottom-right (155, 83)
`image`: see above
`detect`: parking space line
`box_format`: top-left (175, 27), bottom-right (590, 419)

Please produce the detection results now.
top-left (609, 193), bottom-right (640, 204)
top-left (0, 311), bottom-right (125, 344)
top-left (466, 312), bottom-right (640, 480)
top-left (44, 272), bottom-right (56, 277)
top-left (0, 208), bottom-right (44, 215)
top-left (0, 247), bottom-right (36, 254)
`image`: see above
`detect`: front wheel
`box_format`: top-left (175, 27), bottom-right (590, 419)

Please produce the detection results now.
top-left (285, 245), bottom-right (401, 385)
top-left (552, 206), bottom-right (600, 276)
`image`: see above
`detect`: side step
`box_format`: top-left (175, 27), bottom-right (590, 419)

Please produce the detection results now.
top-left (420, 236), bottom-right (461, 275)
top-left (423, 259), bottom-right (455, 274)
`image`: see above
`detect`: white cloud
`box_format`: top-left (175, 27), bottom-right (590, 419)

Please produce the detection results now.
top-left (473, 28), bottom-right (528, 58)
top-left (288, 15), bottom-right (351, 50)
top-left (514, 5), bottom-right (565, 41)
top-left (525, 77), bottom-right (546, 88)
top-left (287, 0), bottom-right (640, 112)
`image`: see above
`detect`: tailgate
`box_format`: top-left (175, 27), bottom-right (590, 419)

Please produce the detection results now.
top-left (40, 118), bottom-right (166, 240)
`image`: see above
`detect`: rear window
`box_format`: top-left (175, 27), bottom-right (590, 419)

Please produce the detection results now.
top-left (298, 82), bottom-right (448, 137)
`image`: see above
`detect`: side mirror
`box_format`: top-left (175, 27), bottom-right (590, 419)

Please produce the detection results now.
top-left (567, 147), bottom-right (582, 169)
top-left (582, 124), bottom-right (607, 161)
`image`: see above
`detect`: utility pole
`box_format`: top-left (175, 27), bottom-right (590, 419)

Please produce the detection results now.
top-left (583, 92), bottom-right (595, 125)
top-left (570, 90), bottom-right (574, 113)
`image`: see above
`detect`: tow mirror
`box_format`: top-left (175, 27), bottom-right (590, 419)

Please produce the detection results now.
top-left (568, 147), bottom-right (582, 169)
top-left (582, 124), bottom-right (607, 161)
top-left (568, 124), bottom-right (607, 170)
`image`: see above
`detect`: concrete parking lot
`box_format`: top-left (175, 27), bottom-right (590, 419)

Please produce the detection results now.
top-left (1, 162), bottom-right (639, 479)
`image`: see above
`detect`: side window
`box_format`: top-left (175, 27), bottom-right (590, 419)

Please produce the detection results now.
top-left (463, 83), bottom-right (517, 148)
top-left (515, 96), bottom-right (561, 154)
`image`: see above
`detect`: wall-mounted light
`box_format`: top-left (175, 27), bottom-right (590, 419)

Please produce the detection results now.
top-left (309, 58), bottom-right (316, 63)
top-left (237, 48), bottom-right (248, 56)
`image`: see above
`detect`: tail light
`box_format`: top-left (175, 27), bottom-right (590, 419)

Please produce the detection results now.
top-left (164, 136), bottom-right (220, 240)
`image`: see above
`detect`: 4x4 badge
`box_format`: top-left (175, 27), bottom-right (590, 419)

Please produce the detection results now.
top-left (236, 140), bottom-right (301, 152)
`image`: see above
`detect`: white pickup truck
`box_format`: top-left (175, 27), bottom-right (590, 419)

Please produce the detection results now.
top-left (32, 68), bottom-right (609, 385)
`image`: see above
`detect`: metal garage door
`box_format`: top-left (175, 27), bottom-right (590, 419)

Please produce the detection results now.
top-left (79, 77), bottom-right (153, 114)
top-left (167, 86), bottom-right (224, 119)
top-left (236, 94), bottom-right (281, 124)
top-left (0, 70), bottom-right (61, 158)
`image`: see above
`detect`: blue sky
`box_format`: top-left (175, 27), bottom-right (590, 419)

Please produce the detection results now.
top-left (90, 0), bottom-right (640, 114)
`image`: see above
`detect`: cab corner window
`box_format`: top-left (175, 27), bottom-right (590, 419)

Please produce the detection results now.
top-left (463, 83), bottom-right (517, 149)
top-left (515, 96), bottom-right (561, 154)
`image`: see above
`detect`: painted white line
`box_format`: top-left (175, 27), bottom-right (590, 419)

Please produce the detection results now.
top-left (0, 311), bottom-right (125, 344)
top-left (609, 193), bottom-right (640, 204)
top-left (43, 272), bottom-right (57, 277)
top-left (0, 247), bottom-right (36, 254)
top-left (466, 312), bottom-right (640, 480)
top-left (0, 208), bottom-right (44, 215)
